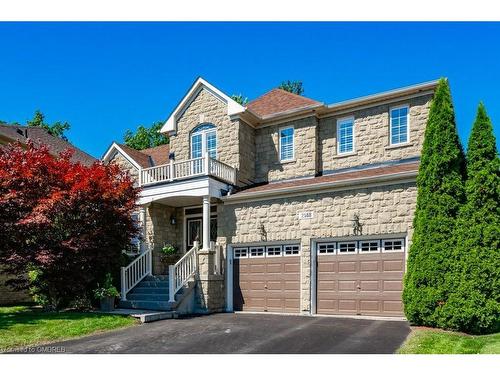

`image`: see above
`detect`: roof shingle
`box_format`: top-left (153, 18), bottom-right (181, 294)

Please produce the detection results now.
top-left (246, 89), bottom-right (322, 118)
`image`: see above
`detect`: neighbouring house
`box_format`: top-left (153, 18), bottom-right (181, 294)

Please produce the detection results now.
top-left (103, 77), bottom-right (437, 317)
top-left (0, 124), bottom-right (96, 305)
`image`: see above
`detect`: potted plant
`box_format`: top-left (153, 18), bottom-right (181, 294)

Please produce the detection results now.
top-left (160, 243), bottom-right (180, 265)
top-left (93, 273), bottom-right (120, 312)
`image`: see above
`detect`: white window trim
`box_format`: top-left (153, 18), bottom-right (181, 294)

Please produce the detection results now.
top-left (283, 244), bottom-right (301, 257)
top-left (317, 242), bottom-right (336, 255)
top-left (337, 241), bottom-right (358, 255)
top-left (249, 246), bottom-right (265, 258)
top-left (359, 240), bottom-right (381, 253)
top-left (233, 247), bottom-right (249, 259)
top-left (265, 245), bottom-right (283, 257)
top-left (278, 125), bottom-right (295, 162)
top-left (381, 238), bottom-right (405, 253)
top-left (389, 104), bottom-right (410, 146)
top-left (336, 116), bottom-right (355, 155)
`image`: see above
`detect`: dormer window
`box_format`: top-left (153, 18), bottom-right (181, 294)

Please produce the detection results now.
top-left (191, 123), bottom-right (217, 159)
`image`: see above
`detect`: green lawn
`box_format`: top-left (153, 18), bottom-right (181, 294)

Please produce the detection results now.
top-left (0, 305), bottom-right (137, 351)
top-left (398, 328), bottom-right (500, 354)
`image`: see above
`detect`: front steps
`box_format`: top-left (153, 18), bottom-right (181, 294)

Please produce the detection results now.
top-left (119, 275), bottom-right (173, 311)
top-left (118, 275), bottom-right (196, 316)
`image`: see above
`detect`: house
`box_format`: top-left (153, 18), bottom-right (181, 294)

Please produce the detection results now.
top-left (0, 123), bottom-right (97, 305)
top-left (0, 124), bottom-right (96, 166)
top-left (103, 77), bottom-right (437, 317)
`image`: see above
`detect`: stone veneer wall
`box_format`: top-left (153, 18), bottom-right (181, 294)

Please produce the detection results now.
top-left (218, 182), bottom-right (417, 313)
top-left (318, 94), bottom-right (432, 172)
top-left (144, 203), bottom-right (184, 275)
top-left (109, 151), bottom-right (139, 184)
top-left (169, 88), bottom-right (240, 178)
top-left (254, 116), bottom-right (318, 183)
top-left (195, 250), bottom-right (225, 313)
top-left (237, 120), bottom-right (256, 186)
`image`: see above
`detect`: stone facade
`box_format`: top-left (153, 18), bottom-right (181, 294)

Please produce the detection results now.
top-left (169, 88), bottom-right (242, 182)
top-left (218, 182), bottom-right (417, 312)
top-left (254, 116), bottom-right (318, 183)
top-left (318, 95), bottom-right (431, 172)
top-left (194, 250), bottom-right (225, 313)
top-left (237, 120), bottom-right (256, 185)
top-left (109, 151), bottom-right (139, 184)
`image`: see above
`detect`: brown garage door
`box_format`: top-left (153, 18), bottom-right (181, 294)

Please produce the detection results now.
top-left (316, 238), bottom-right (405, 317)
top-left (233, 245), bottom-right (300, 313)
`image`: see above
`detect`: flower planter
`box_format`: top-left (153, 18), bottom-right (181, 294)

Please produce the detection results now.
top-left (160, 254), bottom-right (181, 266)
top-left (99, 296), bottom-right (115, 312)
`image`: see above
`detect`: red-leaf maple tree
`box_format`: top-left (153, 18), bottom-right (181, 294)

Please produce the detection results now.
top-left (0, 142), bottom-right (139, 309)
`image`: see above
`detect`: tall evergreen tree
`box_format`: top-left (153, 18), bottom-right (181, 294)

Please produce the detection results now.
top-left (402, 78), bottom-right (466, 327)
top-left (440, 103), bottom-right (500, 333)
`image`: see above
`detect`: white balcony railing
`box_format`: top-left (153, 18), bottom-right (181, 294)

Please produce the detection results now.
top-left (140, 154), bottom-right (237, 187)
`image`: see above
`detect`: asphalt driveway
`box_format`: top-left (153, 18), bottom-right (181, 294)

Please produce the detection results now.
top-left (39, 313), bottom-right (410, 354)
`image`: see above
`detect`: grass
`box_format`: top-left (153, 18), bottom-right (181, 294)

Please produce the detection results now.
top-left (0, 305), bottom-right (137, 351)
top-left (398, 327), bottom-right (500, 354)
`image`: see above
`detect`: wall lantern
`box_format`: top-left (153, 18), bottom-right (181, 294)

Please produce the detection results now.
top-left (170, 214), bottom-right (177, 226)
top-left (351, 213), bottom-right (363, 236)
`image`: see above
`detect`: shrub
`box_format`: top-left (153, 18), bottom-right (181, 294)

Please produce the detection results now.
top-left (0, 142), bottom-right (139, 310)
top-left (402, 78), bottom-right (466, 327)
top-left (440, 103), bottom-right (500, 334)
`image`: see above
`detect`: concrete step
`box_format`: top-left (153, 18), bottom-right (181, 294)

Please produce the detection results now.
top-left (131, 287), bottom-right (169, 294)
top-left (137, 281), bottom-right (169, 288)
top-left (119, 300), bottom-right (175, 311)
top-left (127, 293), bottom-right (170, 301)
top-left (143, 275), bottom-right (169, 282)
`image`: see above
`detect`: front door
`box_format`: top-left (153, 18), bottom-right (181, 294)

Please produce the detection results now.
top-left (185, 216), bottom-right (217, 250)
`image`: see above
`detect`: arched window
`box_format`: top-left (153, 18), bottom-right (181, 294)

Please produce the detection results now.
top-left (191, 123), bottom-right (217, 159)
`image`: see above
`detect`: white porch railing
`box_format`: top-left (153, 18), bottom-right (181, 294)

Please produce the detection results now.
top-left (140, 155), bottom-right (236, 187)
top-left (168, 242), bottom-right (199, 303)
top-left (120, 248), bottom-right (152, 301)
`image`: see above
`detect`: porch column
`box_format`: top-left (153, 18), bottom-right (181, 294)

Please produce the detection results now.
top-left (139, 204), bottom-right (148, 252)
top-left (202, 195), bottom-right (210, 250)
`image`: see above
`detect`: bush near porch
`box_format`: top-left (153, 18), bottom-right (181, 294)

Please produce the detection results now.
top-left (0, 305), bottom-right (136, 352)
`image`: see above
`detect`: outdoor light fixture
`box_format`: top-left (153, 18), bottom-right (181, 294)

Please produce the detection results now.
top-left (170, 214), bottom-right (177, 225)
top-left (351, 213), bottom-right (363, 235)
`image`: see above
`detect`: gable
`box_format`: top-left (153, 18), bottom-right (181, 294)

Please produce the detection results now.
top-left (161, 77), bottom-right (245, 135)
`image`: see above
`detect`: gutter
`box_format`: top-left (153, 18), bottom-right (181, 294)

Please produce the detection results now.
top-left (222, 169), bottom-right (418, 204)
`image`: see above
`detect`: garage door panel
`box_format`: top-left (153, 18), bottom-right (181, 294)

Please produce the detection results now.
top-left (338, 261), bottom-right (357, 273)
top-left (233, 244), bottom-right (300, 313)
top-left (317, 242), bottom-right (405, 317)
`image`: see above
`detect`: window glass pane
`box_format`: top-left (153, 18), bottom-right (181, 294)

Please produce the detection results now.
top-left (266, 246), bottom-right (282, 257)
top-left (206, 131), bottom-right (217, 159)
top-left (390, 107), bottom-right (409, 145)
top-left (280, 127), bottom-right (294, 160)
top-left (338, 118), bottom-right (354, 153)
top-left (383, 239), bottom-right (404, 252)
top-left (250, 247), bottom-right (264, 257)
top-left (191, 133), bottom-right (202, 158)
top-left (318, 243), bottom-right (336, 254)
top-left (360, 241), bottom-right (379, 253)
top-left (284, 244), bottom-right (300, 256)
top-left (338, 242), bottom-right (356, 253)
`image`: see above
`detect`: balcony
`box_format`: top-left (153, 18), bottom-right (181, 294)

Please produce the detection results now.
top-left (139, 154), bottom-right (237, 187)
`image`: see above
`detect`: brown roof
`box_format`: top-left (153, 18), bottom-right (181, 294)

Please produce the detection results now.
top-left (116, 143), bottom-right (170, 168)
top-left (0, 124), bottom-right (96, 166)
top-left (141, 144), bottom-right (170, 166)
top-left (232, 162), bottom-right (420, 197)
top-left (246, 89), bottom-right (322, 118)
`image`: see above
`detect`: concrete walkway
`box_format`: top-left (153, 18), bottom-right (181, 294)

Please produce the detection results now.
top-left (39, 313), bottom-right (411, 354)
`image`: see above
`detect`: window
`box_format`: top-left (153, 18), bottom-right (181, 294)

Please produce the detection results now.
top-left (390, 106), bottom-right (409, 145)
top-left (318, 243), bottom-right (336, 255)
top-left (249, 247), bottom-right (265, 258)
top-left (359, 240), bottom-right (380, 253)
top-left (234, 248), bottom-right (248, 258)
top-left (266, 246), bottom-right (282, 257)
top-left (382, 239), bottom-right (405, 252)
top-left (279, 126), bottom-right (294, 161)
top-left (128, 213), bottom-right (141, 254)
top-left (191, 123), bottom-right (217, 159)
top-left (338, 242), bottom-right (357, 254)
top-left (284, 244), bottom-right (300, 256)
top-left (337, 117), bottom-right (354, 154)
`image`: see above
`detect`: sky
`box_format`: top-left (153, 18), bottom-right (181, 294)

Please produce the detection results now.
top-left (0, 22), bottom-right (499, 158)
